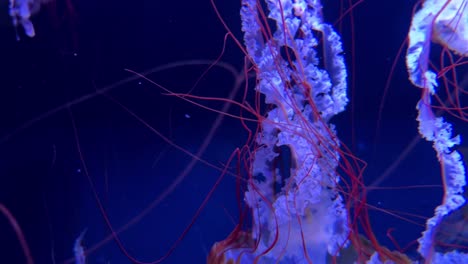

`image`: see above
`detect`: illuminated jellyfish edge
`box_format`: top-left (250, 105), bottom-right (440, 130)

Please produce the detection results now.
top-left (407, 0), bottom-right (468, 262)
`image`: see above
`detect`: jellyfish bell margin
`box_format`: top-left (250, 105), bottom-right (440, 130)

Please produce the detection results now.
top-left (407, 0), bottom-right (468, 262)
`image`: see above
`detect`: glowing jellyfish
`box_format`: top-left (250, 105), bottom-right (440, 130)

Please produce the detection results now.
top-left (8, 0), bottom-right (46, 39)
top-left (209, 0), bottom-right (355, 263)
top-left (407, 0), bottom-right (468, 91)
top-left (429, 0), bottom-right (468, 57)
top-left (3, 0), bottom-right (468, 263)
top-left (208, 0), bottom-right (468, 263)
top-left (407, 0), bottom-right (468, 262)
top-left (8, 0), bottom-right (77, 43)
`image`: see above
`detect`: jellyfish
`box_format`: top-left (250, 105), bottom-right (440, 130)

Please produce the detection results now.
top-left (406, 0), bottom-right (468, 262)
top-left (2, 0), bottom-right (468, 263)
top-left (209, 0), bottom-right (357, 262)
top-left (8, 0), bottom-right (78, 47)
top-left (406, 0), bottom-right (468, 91)
top-left (8, 0), bottom-right (46, 39)
top-left (209, 0), bottom-right (468, 263)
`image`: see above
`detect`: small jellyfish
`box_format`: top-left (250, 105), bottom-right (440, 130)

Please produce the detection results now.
top-left (8, 0), bottom-right (46, 39)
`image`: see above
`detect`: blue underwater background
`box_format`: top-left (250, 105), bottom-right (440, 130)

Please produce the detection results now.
top-left (0, 0), bottom-right (467, 263)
